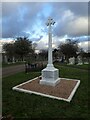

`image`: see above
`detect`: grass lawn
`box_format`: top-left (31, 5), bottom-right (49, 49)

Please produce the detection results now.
top-left (2, 64), bottom-right (89, 119)
top-left (55, 63), bottom-right (90, 70)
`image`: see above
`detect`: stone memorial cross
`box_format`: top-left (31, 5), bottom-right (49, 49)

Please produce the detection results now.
top-left (40, 17), bottom-right (60, 86)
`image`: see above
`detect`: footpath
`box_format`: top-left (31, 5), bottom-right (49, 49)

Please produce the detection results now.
top-left (2, 64), bottom-right (25, 78)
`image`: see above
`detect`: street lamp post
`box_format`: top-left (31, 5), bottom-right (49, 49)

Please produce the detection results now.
top-left (40, 17), bottom-right (60, 86)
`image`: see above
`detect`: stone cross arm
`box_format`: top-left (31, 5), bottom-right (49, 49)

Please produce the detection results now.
top-left (46, 17), bottom-right (55, 26)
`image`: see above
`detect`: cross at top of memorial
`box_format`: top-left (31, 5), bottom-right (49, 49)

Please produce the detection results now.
top-left (46, 17), bottom-right (55, 26)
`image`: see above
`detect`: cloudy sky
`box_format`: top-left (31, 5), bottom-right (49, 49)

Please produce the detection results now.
top-left (1, 1), bottom-right (90, 51)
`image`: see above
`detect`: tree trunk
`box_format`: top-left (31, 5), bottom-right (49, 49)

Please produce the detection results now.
top-left (66, 56), bottom-right (69, 63)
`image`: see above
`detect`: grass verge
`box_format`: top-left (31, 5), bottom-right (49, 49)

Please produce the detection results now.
top-left (54, 63), bottom-right (90, 70)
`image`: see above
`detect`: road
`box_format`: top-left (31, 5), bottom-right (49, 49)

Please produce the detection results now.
top-left (2, 61), bottom-right (48, 78)
top-left (2, 64), bottom-right (25, 78)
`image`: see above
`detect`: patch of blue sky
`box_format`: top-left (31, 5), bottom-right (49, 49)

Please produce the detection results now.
top-left (18, 6), bottom-right (28, 22)
top-left (72, 35), bottom-right (89, 42)
top-left (2, 16), bottom-right (11, 24)
top-left (30, 18), bottom-right (46, 38)
top-left (41, 3), bottom-right (53, 18)
top-left (30, 28), bottom-right (43, 39)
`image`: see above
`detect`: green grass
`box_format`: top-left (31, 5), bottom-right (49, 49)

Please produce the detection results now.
top-left (2, 64), bottom-right (89, 119)
top-left (55, 63), bottom-right (90, 70)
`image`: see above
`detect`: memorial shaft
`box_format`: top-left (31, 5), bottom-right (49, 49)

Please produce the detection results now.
top-left (48, 21), bottom-right (52, 65)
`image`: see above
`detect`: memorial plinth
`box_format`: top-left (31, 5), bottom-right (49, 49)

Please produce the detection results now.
top-left (40, 17), bottom-right (60, 86)
top-left (40, 66), bottom-right (60, 86)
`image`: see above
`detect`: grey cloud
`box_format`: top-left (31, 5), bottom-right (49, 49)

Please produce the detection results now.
top-left (51, 2), bottom-right (88, 37)
top-left (51, 2), bottom-right (88, 18)
top-left (64, 2), bottom-right (88, 17)
top-left (2, 2), bottom-right (45, 38)
top-left (30, 35), bottom-right (43, 41)
top-left (2, 2), bottom-right (88, 39)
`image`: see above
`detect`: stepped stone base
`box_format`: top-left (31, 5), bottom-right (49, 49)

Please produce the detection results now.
top-left (40, 65), bottom-right (60, 86)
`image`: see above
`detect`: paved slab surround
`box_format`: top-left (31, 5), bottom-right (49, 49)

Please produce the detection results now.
top-left (12, 76), bottom-right (80, 102)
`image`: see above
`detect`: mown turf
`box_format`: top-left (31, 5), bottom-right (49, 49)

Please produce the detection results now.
top-left (55, 63), bottom-right (90, 70)
top-left (2, 64), bottom-right (89, 119)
